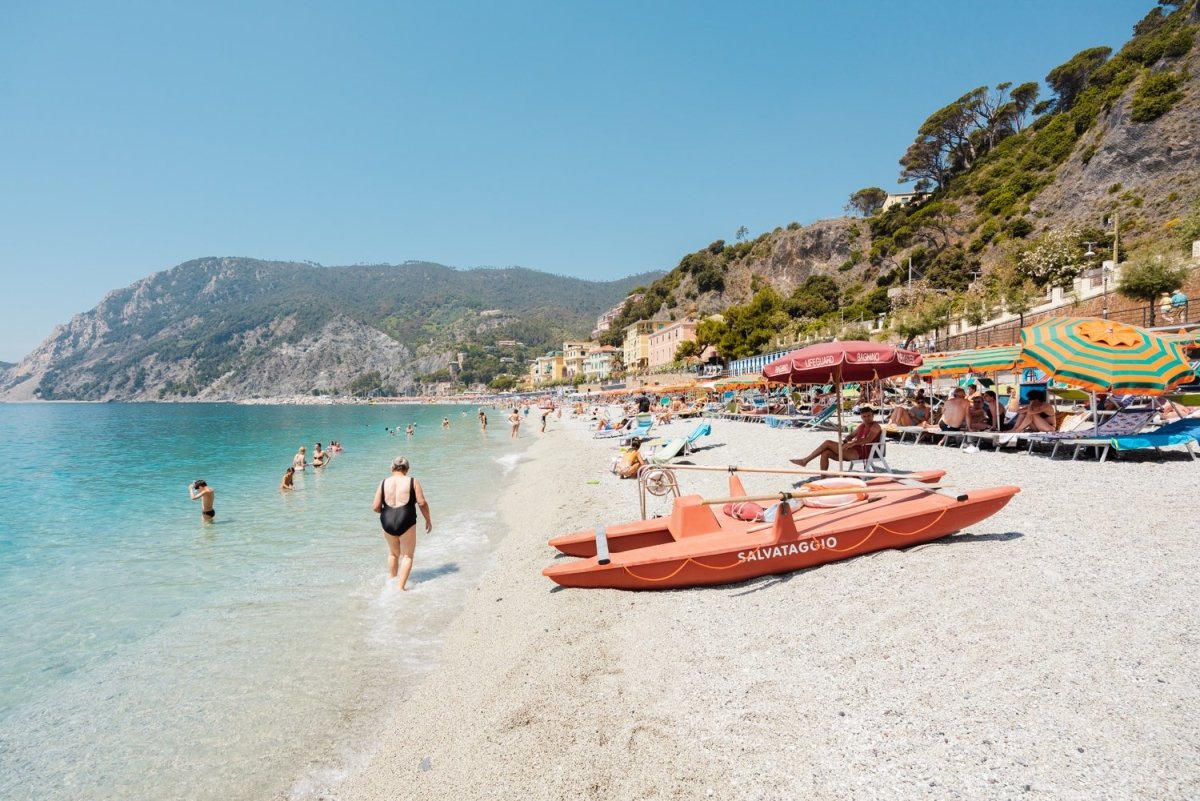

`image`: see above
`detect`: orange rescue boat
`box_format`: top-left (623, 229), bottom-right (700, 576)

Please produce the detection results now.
top-left (544, 472), bottom-right (1018, 590)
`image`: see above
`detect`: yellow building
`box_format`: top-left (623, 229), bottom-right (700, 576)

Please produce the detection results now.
top-left (562, 341), bottom-right (589, 379)
top-left (622, 320), bottom-right (667, 374)
top-left (529, 353), bottom-right (565, 385)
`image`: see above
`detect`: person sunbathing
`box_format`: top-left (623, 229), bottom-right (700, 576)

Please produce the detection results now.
top-left (791, 407), bottom-right (882, 470)
top-left (1007, 390), bottom-right (1057, 433)
top-left (887, 396), bottom-right (929, 427)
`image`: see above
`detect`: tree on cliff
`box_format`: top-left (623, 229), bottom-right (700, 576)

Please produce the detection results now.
top-left (846, 187), bottom-right (888, 217)
top-left (1044, 46), bottom-right (1112, 111)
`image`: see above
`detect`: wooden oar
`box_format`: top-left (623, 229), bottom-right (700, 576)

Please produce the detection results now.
top-left (702, 484), bottom-right (954, 506)
top-left (655, 463), bottom-right (925, 481)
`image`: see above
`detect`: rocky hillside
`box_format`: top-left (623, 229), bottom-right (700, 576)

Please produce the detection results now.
top-left (0, 258), bottom-right (656, 401)
top-left (608, 1), bottom-right (1200, 349)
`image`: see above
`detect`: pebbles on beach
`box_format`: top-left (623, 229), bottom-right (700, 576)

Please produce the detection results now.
top-left (337, 417), bottom-right (1200, 801)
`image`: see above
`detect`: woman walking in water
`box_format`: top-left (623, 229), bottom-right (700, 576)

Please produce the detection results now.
top-left (372, 457), bottom-right (432, 591)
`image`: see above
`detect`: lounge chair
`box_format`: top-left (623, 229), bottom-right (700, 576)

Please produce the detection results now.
top-left (683, 422), bottom-right (712, 453)
top-left (643, 437), bottom-right (688, 465)
top-left (1019, 408), bottom-right (1157, 460)
top-left (618, 413), bottom-right (655, 446)
top-left (1107, 417), bottom-right (1200, 460)
top-left (592, 417), bottom-right (632, 439)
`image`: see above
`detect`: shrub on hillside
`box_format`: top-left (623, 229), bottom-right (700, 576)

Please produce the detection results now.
top-left (1130, 71), bottom-right (1184, 123)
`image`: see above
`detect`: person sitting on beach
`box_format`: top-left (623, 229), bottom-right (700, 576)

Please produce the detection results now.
top-left (791, 407), bottom-right (882, 471)
top-left (189, 480), bottom-right (215, 520)
top-left (925, 387), bottom-right (970, 432)
top-left (281, 467), bottom-right (295, 491)
top-left (967, 395), bottom-right (988, 431)
top-left (615, 438), bottom-right (646, 478)
top-left (312, 443), bottom-right (329, 467)
top-left (292, 446), bottom-right (308, 471)
top-left (888, 395), bottom-right (930, 427)
top-left (1007, 390), bottom-right (1057, 433)
top-left (980, 390), bottom-right (1011, 430)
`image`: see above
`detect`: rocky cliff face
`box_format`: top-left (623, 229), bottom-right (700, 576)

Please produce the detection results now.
top-left (1030, 24), bottom-right (1200, 240)
top-left (1, 257), bottom-right (651, 401)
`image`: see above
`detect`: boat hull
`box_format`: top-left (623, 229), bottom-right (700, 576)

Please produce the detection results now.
top-left (543, 484), bottom-right (1018, 590)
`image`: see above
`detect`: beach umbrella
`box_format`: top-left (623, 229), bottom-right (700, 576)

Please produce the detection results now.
top-left (762, 341), bottom-right (922, 469)
top-left (1019, 317), bottom-right (1196, 395)
top-left (914, 345), bottom-right (1031, 377)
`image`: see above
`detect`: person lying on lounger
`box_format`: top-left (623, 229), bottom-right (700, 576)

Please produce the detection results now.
top-left (887, 395), bottom-right (930, 426)
top-left (790, 407), bottom-right (882, 470)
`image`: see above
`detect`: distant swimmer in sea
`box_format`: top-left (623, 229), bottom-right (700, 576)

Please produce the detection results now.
top-left (189, 480), bottom-right (215, 520)
top-left (372, 457), bottom-right (432, 591)
top-left (508, 409), bottom-right (521, 438)
top-left (479, 410), bottom-right (488, 432)
top-left (405, 424), bottom-right (415, 437)
top-left (312, 443), bottom-right (329, 468)
top-left (281, 467), bottom-right (295, 491)
top-left (292, 446), bottom-right (308, 471)
top-left (442, 417), bottom-right (450, 429)
top-left (329, 440), bottom-right (344, 453)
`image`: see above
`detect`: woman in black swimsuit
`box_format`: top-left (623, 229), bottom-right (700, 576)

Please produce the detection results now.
top-left (372, 457), bottom-right (432, 591)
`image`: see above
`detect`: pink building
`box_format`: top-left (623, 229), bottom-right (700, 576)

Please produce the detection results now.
top-left (646, 320), bottom-right (697, 370)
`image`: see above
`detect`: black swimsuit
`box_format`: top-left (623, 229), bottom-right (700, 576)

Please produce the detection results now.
top-left (380, 477), bottom-right (417, 536)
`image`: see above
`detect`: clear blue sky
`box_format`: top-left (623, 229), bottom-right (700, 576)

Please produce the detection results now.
top-left (0, 0), bottom-right (1149, 361)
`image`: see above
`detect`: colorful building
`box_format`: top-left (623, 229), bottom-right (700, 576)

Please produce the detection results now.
top-left (562, 341), bottom-right (590, 378)
top-left (583, 346), bottom-right (620, 380)
top-left (622, 320), bottom-right (667, 374)
top-left (647, 320), bottom-right (697, 370)
top-left (528, 353), bottom-right (565, 385)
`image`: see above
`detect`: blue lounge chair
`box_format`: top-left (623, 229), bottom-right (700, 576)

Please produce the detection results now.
top-left (1108, 417), bottom-right (1200, 460)
top-left (1024, 408), bottom-right (1157, 460)
top-left (683, 422), bottom-right (712, 454)
top-left (619, 413), bottom-right (655, 446)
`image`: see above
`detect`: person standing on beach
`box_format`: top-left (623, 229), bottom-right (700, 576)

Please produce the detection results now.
top-left (540, 409), bottom-right (550, 433)
top-left (189, 480), bottom-right (215, 520)
top-left (372, 457), bottom-right (432, 591)
top-left (479, 410), bottom-right (488, 432)
top-left (508, 409), bottom-right (521, 438)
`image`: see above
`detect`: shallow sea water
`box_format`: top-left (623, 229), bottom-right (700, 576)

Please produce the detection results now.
top-left (0, 402), bottom-right (526, 801)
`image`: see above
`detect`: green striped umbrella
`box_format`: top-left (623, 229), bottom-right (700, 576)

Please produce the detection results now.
top-left (914, 345), bottom-right (1030, 377)
top-left (1019, 317), bottom-right (1195, 395)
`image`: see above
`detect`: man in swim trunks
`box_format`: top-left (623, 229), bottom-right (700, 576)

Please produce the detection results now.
top-left (189, 480), bottom-right (215, 520)
top-left (932, 387), bottom-right (970, 431)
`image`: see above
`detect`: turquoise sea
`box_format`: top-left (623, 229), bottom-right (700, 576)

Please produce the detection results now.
top-left (0, 402), bottom-right (530, 801)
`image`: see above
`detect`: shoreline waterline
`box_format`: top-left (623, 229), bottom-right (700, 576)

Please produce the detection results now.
top-left (0, 402), bottom-right (545, 801)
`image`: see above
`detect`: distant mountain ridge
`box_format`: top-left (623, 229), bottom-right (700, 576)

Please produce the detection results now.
top-left (0, 258), bottom-right (657, 401)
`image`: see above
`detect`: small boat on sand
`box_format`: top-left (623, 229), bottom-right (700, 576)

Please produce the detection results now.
top-left (544, 471), bottom-right (1018, 590)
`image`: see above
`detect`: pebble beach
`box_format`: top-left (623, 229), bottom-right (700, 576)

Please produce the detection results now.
top-left (337, 414), bottom-right (1199, 801)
